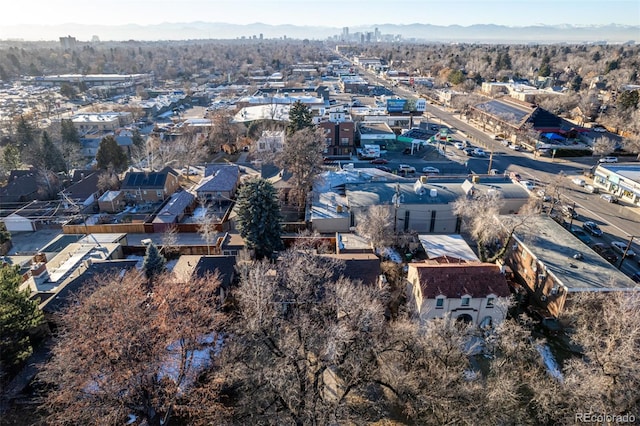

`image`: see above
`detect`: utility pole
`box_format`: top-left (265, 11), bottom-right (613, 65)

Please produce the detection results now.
top-left (618, 235), bottom-right (639, 269)
top-left (487, 150), bottom-right (494, 174)
top-left (568, 202), bottom-right (576, 230)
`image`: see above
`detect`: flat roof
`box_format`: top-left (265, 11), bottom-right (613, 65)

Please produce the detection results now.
top-left (509, 215), bottom-right (638, 292)
top-left (418, 234), bottom-right (480, 262)
top-left (597, 164), bottom-right (640, 183)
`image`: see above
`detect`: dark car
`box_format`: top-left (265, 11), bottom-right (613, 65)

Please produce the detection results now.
top-left (632, 272), bottom-right (640, 283)
top-left (375, 166), bottom-right (392, 173)
top-left (402, 148), bottom-right (413, 155)
top-left (592, 243), bottom-right (618, 264)
top-left (370, 158), bottom-right (389, 164)
top-left (570, 226), bottom-right (593, 245)
top-left (582, 221), bottom-right (603, 237)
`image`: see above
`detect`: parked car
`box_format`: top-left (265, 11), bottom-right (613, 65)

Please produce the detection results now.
top-left (463, 148), bottom-right (475, 156)
top-left (454, 142), bottom-right (464, 150)
top-left (402, 148), bottom-right (413, 155)
top-left (610, 241), bottom-right (636, 257)
top-left (592, 125), bottom-right (607, 133)
top-left (570, 226), bottom-right (593, 245)
top-left (375, 166), bottom-right (392, 173)
top-left (561, 205), bottom-right (578, 219)
top-left (585, 184), bottom-right (599, 194)
top-left (600, 193), bottom-right (619, 203)
top-left (520, 180), bottom-right (535, 191)
top-left (370, 158), bottom-right (389, 164)
top-left (508, 171), bottom-right (522, 181)
top-left (572, 178), bottom-right (586, 187)
top-left (582, 221), bottom-right (603, 237)
top-left (536, 189), bottom-right (551, 202)
top-left (592, 243), bottom-right (618, 264)
top-left (599, 156), bottom-right (618, 163)
top-left (508, 144), bottom-right (521, 151)
top-left (473, 148), bottom-right (487, 157)
top-left (398, 164), bottom-right (416, 173)
top-left (632, 272), bottom-right (640, 283)
top-left (422, 166), bottom-right (440, 174)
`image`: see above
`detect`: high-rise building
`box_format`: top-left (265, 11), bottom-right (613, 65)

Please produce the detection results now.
top-left (59, 35), bottom-right (77, 49)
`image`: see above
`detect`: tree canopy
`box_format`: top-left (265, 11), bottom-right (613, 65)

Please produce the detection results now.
top-left (0, 265), bottom-right (44, 379)
top-left (96, 135), bottom-right (128, 172)
top-left (286, 100), bottom-right (313, 136)
top-left (235, 178), bottom-right (283, 259)
top-left (39, 271), bottom-right (227, 425)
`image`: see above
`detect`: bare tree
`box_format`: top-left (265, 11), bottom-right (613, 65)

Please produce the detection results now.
top-left (355, 205), bottom-right (394, 251)
top-left (452, 191), bottom-right (531, 262)
top-left (592, 135), bottom-right (617, 159)
top-left (561, 291), bottom-right (640, 418)
top-left (222, 248), bottom-right (392, 424)
top-left (39, 271), bottom-right (228, 425)
top-left (197, 206), bottom-right (217, 256)
top-left (276, 127), bottom-right (325, 212)
top-left (161, 224), bottom-right (180, 257)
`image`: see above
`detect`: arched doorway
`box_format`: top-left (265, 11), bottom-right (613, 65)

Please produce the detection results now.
top-left (457, 313), bottom-right (473, 324)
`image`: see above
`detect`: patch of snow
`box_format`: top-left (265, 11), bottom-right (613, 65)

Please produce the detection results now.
top-left (377, 247), bottom-right (402, 263)
top-left (536, 344), bottom-right (563, 382)
top-left (126, 414), bottom-right (137, 425)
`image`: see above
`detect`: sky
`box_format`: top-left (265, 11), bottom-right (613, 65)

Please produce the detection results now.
top-left (3, 0), bottom-right (640, 29)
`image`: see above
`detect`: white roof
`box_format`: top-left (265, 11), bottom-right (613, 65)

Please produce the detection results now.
top-left (418, 234), bottom-right (480, 262)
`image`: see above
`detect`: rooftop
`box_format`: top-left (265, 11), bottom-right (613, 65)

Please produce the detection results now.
top-left (508, 215), bottom-right (639, 292)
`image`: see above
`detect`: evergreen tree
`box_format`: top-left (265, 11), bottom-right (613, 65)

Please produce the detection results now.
top-left (132, 128), bottom-right (145, 149)
top-left (3, 145), bottom-right (21, 171)
top-left (96, 135), bottom-right (128, 172)
top-left (15, 115), bottom-right (36, 154)
top-left (142, 242), bottom-right (166, 281)
top-left (236, 178), bottom-right (283, 259)
top-left (0, 265), bottom-right (44, 377)
top-left (60, 119), bottom-right (80, 146)
top-left (286, 100), bottom-right (313, 136)
top-left (40, 131), bottom-right (66, 173)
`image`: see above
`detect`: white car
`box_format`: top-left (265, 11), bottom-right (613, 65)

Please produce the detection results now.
top-left (473, 148), bottom-right (487, 157)
top-left (592, 126), bottom-right (607, 133)
top-left (599, 156), bottom-right (618, 163)
top-left (610, 241), bottom-right (635, 257)
top-left (398, 164), bottom-right (416, 173)
top-left (508, 144), bottom-right (521, 151)
top-left (572, 178), bottom-right (586, 187)
top-left (454, 142), bottom-right (464, 150)
top-left (520, 180), bottom-right (535, 191)
top-left (422, 166), bottom-right (440, 174)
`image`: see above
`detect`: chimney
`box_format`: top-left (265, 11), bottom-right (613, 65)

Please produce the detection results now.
top-left (30, 262), bottom-right (49, 285)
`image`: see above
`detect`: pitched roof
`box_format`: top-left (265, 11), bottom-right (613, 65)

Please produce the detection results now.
top-left (196, 165), bottom-right (239, 193)
top-left (322, 253), bottom-right (381, 286)
top-left (173, 255), bottom-right (237, 291)
top-left (63, 171), bottom-right (101, 200)
top-left (412, 262), bottom-right (510, 299)
top-left (121, 167), bottom-right (177, 189)
top-left (153, 190), bottom-right (195, 223)
top-left (41, 260), bottom-right (139, 313)
top-left (0, 170), bottom-right (40, 202)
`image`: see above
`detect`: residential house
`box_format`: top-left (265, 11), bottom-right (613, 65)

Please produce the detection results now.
top-left (502, 215), bottom-right (639, 317)
top-left (152, 190), bottom-right (196, 232)
top-left (172, 255), bottom-right (237, 301)
top-left (407, 261), bottom-right (511, 326)
top-left (98, 191), bottom-right (126, 213)
top-left (196, 165), bottom-right (240, 201)
top-left (255, 130), bottom-right (285, 153)
top-left (0, 169), bottom-right (42, 203)
top-left (120, 167), bottom-right (180, 203)
top-left (60, 170), bottom-right (107, 207)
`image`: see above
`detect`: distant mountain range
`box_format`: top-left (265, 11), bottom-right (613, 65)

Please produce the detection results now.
top-left (1, 22), bottom-right (638, 44)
